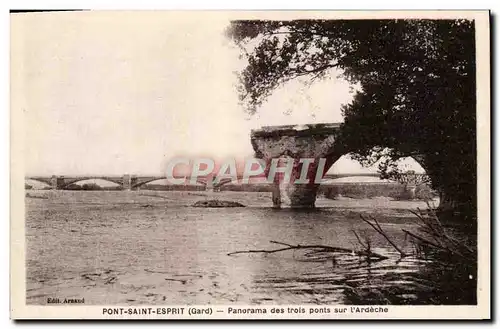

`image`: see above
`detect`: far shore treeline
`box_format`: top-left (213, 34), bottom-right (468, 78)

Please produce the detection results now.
top-left (25, 182), bottom-right (436, 201)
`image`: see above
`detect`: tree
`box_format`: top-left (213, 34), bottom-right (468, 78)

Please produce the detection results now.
top-left (81, 183), bottom-right (103, 191)
top-left (226, 19), bottom-right (476, 223)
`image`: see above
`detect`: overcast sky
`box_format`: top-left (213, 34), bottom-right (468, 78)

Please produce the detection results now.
top-left (13, 11), bottom-right (423, 176)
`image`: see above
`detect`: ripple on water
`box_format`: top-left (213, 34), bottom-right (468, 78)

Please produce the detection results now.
top-left (25, 191), bottom-right (474, 305)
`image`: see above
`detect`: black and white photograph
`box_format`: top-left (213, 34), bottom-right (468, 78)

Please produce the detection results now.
top-left (10, 10), bottom-right (490, 319)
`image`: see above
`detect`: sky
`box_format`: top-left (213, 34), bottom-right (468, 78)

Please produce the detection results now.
top-left (13, 11), bottom-right (423, 177)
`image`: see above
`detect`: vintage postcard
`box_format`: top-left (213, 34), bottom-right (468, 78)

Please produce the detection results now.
top-left (10, 10), bottom-right (490, 319)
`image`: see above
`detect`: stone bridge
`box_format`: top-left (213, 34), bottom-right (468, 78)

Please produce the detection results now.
top-left (26, 172), bottom-right (389, 191)
top-left (26, 175), bottom-right (232, 191)
top-left (26, 123), bottom-right (427, 205)
top-left (250, 123), bottom-right (428, 208)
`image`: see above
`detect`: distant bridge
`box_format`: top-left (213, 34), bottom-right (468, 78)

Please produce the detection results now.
top-left (26, 175), bottom-right (209, 191)
top-left (25, 172), bottom-right (425, 191)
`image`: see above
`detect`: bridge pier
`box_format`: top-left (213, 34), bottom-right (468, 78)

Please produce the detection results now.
top-left (122, 175), bottom-right (131, 190)
top-left (122, 175), bottom-right (139, 191)
top-left (405, 184), bottom-right (417, 199)
top-left (131, 177), bottom-right (138, 190)
top-left (50, 175), bottom-right (65, 190)
top-left (204, 174), bottom-right (216, 192)
top-left (251, 124), bottom-right (343, 208)
top-left (264, 159), bottom-right (333, 209)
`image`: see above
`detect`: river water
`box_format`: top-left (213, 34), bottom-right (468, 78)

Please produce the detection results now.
top-left (25, 191), bottom-right (476, 305)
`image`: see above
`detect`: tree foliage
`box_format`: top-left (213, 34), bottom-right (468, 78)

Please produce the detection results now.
top-left (226, 19), bottom-right (476, 220)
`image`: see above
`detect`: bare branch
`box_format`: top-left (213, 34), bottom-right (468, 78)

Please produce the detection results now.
top-left (360, 215), bottom-right (408, 257)
top-left (410, 209), bottom-right (475, 254)
top-left (288, 62), bottom-right (340, 79)
top-left (228, 240), bottom-right (388, 260)
top-left (352, 230), bottom-right (371, 252)
top-left (402, 229), bottom-right (455, 253)
top-left (227, 246), bottom-right (295, 256)
top-left (269, 240), bottom-right (295, 247)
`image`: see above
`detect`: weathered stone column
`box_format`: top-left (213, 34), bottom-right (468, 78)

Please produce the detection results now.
top-left (50, 175), bottom-right (58, 190)
top-left (251, 124), bottom-right (343, 208)
top-left (50, 175), bottom-right (65, 190)
top-left (122, 174), bottom-right (132, 191)
top-left (279, 184), bottom-right (320, 208)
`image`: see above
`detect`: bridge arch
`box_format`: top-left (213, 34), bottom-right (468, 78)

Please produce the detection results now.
top-left (26, 178), bottom-right (52, 185)
top-left (131, 177), bottom-right (209, 189)
top-left (213, 178), bottom-right (238, 188)
top-left (131, 177), bottom-right (167, 189)
top-left (250, 124), bottom-right (434, 208)
top-left (325, 154), bottom-right (428, 182)
top-left (25, 178), bottom-right (51, 189)
top-left (61, 178), bottom-right (123, 189)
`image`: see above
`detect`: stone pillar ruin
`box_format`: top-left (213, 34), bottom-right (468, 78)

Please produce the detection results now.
top-left (251, 124), bottom-right (343, 208)
top-left (50, 175), bottom-right (65, 190)
top-left (122, 174), bottom-right (132, 191)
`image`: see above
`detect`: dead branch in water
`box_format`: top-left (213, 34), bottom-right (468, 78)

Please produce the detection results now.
top-left (402, 229), bottom-right (447, 251)
top-left (227, 240), bottom-right (389, 260)
top-left (410, 208), bottom-right (475, 255)
top-left (402, 228), bottom-right (474, 262)
top-left (358, 205), bottom-right (475, 262)
top-left (360, 214), bottom-right (408, 258)
top-left (351, 229), bottom-right (371, 253)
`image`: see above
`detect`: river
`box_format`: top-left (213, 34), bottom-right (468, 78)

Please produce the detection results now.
top-left (25, 190), bottom-right (475, 305)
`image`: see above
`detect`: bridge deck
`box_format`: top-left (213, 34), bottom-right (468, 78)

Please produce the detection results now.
top-left (251, 123), bottom-right (342, 138)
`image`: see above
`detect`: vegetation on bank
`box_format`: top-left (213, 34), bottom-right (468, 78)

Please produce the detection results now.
top-left (25, 181), bottom-right (436, 201)
top-left (227, 19), bottom-right (476, 222)
top-left (319, 183), bottom-right (436, 201)
top-left (229, 206), bottom-right (477, 305)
